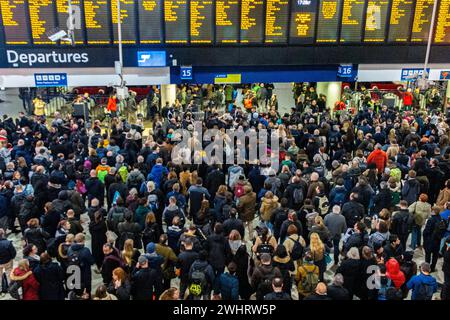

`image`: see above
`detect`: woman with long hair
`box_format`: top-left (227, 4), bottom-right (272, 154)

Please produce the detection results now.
top-left (88, 210), bottom-right (107, 271)
top-left (252, 226), bottom-right (277, 259)
top-left (309, 232), bottom-right (326, 281)
top-left (226, 230), bottom-right (252, 299)
top-left (122, 239), bottom-right (140, 273)
top-left (107, 267), bottom-right (131, 300)
top-left (159, 287), bottom-right (180, 300)
top-left (10, 259), bottom-right (40, 300)
top-left (142, 212), bottom-right (160, 249)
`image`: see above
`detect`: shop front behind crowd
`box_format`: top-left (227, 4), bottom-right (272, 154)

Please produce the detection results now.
top-left (0, 83), bottom-right (449, 301)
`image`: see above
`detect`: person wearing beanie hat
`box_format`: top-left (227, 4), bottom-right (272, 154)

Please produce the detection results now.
top-left (131, 254), bottom-right (161, 300)
top-left (144, 242), bottom-right (164, 270)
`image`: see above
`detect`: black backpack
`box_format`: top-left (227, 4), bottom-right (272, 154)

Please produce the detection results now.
top-left (143, 224), bottom-right (158, 243)
top-left (289, 236), bottom-right (304, 260)
top-left (257, 268), bottom-right (277, 300)
top-left (415, 281), bottom-right (434, 300)
top-left (189, 264), bottom-right (208, 296)
top-left (256, 236), bottom-right (274, 258)
top-left (67, 250), bottom-right (82, 267)
top-left (433, 218), bottom-right (448, 240)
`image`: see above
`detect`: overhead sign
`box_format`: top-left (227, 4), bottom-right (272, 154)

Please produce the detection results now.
top-left (440, 71), bottom-right (450, 80)
top-left (34, 73), bottom-right (67, 87)
top-left (401, 68), bottom-right (430, 81)
top-left (214, 74), bottom-right (241, 84)
top-left (337, 64), bottom-right (353, 78)
top-left (180, 66), bottom-right (193, 80)
top-left (137, 51), bottom-right (166, 67)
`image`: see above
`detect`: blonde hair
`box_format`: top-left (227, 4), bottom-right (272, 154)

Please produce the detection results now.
top-left (122, 239), bottom-right (135, 266)
top-left (309, 232), bottom-right (324, 255)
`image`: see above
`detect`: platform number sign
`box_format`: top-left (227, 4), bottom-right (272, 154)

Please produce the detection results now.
top-left (180, 66), bottom-right (193, 80)
top-left (337, 65), bottom-right (353, 78)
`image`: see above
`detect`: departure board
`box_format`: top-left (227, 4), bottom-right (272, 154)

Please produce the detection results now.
top-left (0, 0), bottom-right (30, 44)
top-left (215, 0), bottom-right (239, 44)
top-left (265, 0), bottom-right (289, 43)
top-left (340, 0), bottom-right (366, 42)
top-left (316, 0), bottom-right (342, 42)
top-left (84, 0), bottom-right (111, 44)
top-left (364, 0), bottom-right (389, 42)
top-left (56, 0), bottom-right (84, 44)
top-left (240, 0), bottom-right (264, 43)
top-left (435, 0), bottom-right (450, 43)
top-left (411, 0), bottom-right (435, 42)
top-left (111, 0), bottom-right (136, 44)
top-left (289, 0), bottom-right (318, 44)
top-left (388, 0), bottom-right (413, 42)
top-left (28, 0), bottom-right (58, 45)
top-left (190, 0), bottom-right (213, 43)
top-left (138, 0), bottom-right (162, 43)
top-left (164, 0), bottom-right (188, 43)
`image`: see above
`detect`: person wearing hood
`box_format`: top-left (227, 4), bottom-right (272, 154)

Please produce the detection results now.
top-left (67, 233), bottom-right (95, 297)
top-left (407, 262), bottom-right (438, 300)
top-left (225, 230), bottom-right (252, 299)
top-left (188, 250), bottom-right (215, 300)
top-left (259, 191), bottom-right (279, 225)
top-left (272, 245), bottom-right (295, 295)
top-left (386, 258), bottom-right (406, 289)
top-left (237, 184), bottom-right (256, 240)
top-left (33, 252), bottom-right (65, 300)
top-left (144, 242), bottom-right (165, 272)
top-left (367, 143), bottom-right (388, 173)
top-left (9, 259), bottom-right (40, 300)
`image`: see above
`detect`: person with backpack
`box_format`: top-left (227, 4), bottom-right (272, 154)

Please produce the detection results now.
top-left (282, 224), bottom-right (306, 264)
top-left (176, 237), bottom-right (199, 298)
top-left (324, 205), bottom-right (347, 265)
top-left (95, 157), bottom-right (111, 184)
top-left (217, 262), bottom-right (239, 300)
top-left (408, 193), bottom-right (432, 250)
top-left (67, 233), bottom-right (95, 298)
top-left (377, 264), bottom-right (403, 300)
top-left (117, 211), bottom-right (142, 250)
top-left (223, 208), bottom-right (245, 239)
top-left (329, 178), bottom-right (348, 208)
top-left (279, 210), bottom-right (304, 243)
top-left (252, 226), bottom-right (277, 261)
top-left (106, 197), bottom-right (131, 233)
top-left (272, 245), bottom-right (294, 296)
top-left (162, 196), bottom-right (186, 230)
top-left (313, 186), bottom-right (330, 216)
top-left (423, 207), bottom-right (446, 272)
top-left (402, 170), bottom-right (421, 206)
top-left (251, 253), bottom-right (282, 300)
top-left (391, 200), bottom-right (415, 251)
top-left (187, 250), bottom-right (215, 300)
top-left (259, 191), bottom-right (280, 229)
top-left (341, 192), bottom-right (365, 228)
top-left (295, 251), bottom-right (319, 299)
top-left (407, 262), bottom-right (438, 300)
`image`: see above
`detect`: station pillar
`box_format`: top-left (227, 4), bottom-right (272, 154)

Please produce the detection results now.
top-left (160, 84), bottom-right (177, 107)
top-left (316, 82), bottom-right (342, 109)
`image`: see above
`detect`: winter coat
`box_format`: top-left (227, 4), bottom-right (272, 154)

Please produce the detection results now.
top-left (259, 196), bottom-right (280, 222)
top-left (423, 215), bottom-right (443, 252)
top-left (218, 272), bottom-right (239, 300)
top-left (336, 258), bottom-right (361, 295)
top-left (367, 149), bottom-right (388, 173)
top-left (101, 251), bottom-right (123, 285)
top-left (24, 227), bottom-right (51, 254)
top-left (237, 187), bottom-right (256, 222)
top-left (34, 262), bottom-right (65, 300)
top-left (409, 201), bottom-right (431, 226)
top-left (324, 213), bottom-right (347, 239)
top-left (372, 189), bottom-right (392, 213)
top-left (88, 219), bottom-right (107, 268)
top-left (117, 221), bottom-right (142, 250)
top-left (10, 268), bottom-right (40, 300)
top-left (402, 178), bottom-right (421, 205)
top-left (204, 233), bottom-right (229, 270)
top-left (0, 238), bottom-right (16, 264)
top-left (130, 267), bottom-right (160, 300)
top-left (436, 188), bottom-right (450, 209)
top-left (341, 200), bottom-right (365, 227)
top-left (407, 273), bottom-right (438, 300)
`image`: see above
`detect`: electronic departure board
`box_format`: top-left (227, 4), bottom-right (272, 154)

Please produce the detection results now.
top-left (111, 0), bottom-right (137, 44)
top-left (388, 0), bottom-right (413, 42)
top-left (84, 0), bottom-right (111, 44)
top-left (316, 0), bottom-right (342, 42)
top-left (265, 0), bottom-right (289, 43)
top-left (190, 0), bottom-right (214, 43)
top-left (411, 0), bottom-right (435, 42)
top-left (215, 0), bottom-right (239, 43)
top-left (0, 0), bottom-right (30, 44)
top-left (364, 0), bottom-right (390, 42)
top-left (138, 0), bottom-right (162, 43)
top-left (435, 0), bottom-right (450, 43)
top-left (340, 0), bottom-right (366, 42)
top-left (56, 0), bottom-right (84, 44)
top-left (289, 0), bottom-right (318, 44)
top-left (28, 0), bottom-right (57, 45)
top-left (164, 0), bottom-right (188, 43)
top-left (240, 0), bottom-right (264, 43)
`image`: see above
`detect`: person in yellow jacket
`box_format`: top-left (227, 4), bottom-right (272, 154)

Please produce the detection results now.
top-left (295, 251), bottom-right (320, 299)
top-left (33, 97), bottom-right (46, 116)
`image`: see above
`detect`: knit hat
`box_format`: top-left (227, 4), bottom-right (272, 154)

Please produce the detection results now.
top-left (146, 242), bottom-right (156, 254)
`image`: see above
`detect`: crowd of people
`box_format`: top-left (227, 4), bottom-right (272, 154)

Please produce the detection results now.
top-left (0, 82), bottom-right (449, 301)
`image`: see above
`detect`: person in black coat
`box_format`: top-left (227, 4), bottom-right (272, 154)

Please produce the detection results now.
top-left (88, 211), bottom-right (107, 270)
top-left (176, 237), bottom-right (199, 298)
top-left (107, 176), bottom-right (128, 210)
top-left (204, 223), bottom-right (230, 291)
top-left (34, 252), bottom-right (65, 300)
top-left (24, 218), bottom-right (51, 254)
top-left (41, 202), bottom-right (62, 238)
top-left (425, 159), bottom-right (445, 204)
top-left (85, 171), bottom-right (105, 206)
top-left (131, 255), bottom-right (160, 300)
top-left (101, 243), bottom-right (123, 285)
top-left (117, 212), bottom-right (142, 250)
top-left (336, 247), bottom-right (362, 298)
top-left (371, 181), bottom-right (392, 215)
top-left (283, 177), bottom-right (307, 210)
top-left (327, 274), bottom-right (351, 300)
top-left (423, 208), bottom-right (444, 272)
top-left (341, 193), bottom-right (365, 227)
top-left (205, 166), bottom-right (225, 201)
top-left (222, 209), bottom-right (245, 239)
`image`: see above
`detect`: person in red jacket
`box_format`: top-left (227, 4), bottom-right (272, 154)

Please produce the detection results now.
top-left (107, 94), bottom-right (118, 117)
top-left (10, 259), bottom-right (40, 300)
top-left (403, 88), bottom-right (413, 111)
top-left (367, 144), bottom-right (388, 174)
top-left (386, 258), bottom-right (406, 289)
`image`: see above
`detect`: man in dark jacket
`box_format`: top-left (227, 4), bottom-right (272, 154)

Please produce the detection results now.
top-left (384, 234), bottom-right (404, 261)
top-left (279, 210), bottom-right (303, 243)
top-left (187, 178), bottom-right (210, 217)
top-left (251, 253), bottom-right (282, 300)
top-left (283, 176), bottom-right (307, 210)
top-left (0, 228), bottom-right (16, 281)
top-left (391, 200), bottom-right (414, 250)
top-left (85, 170), bottom-right (105, 206)
top-left (205, 166), bottom-right (225, 201)
top-left (341, 193), bottom-right (365, 228)
top-left (264, 277), bottom-right (291, 300)
top-left (303, 282), bottom-right (331, 300)
top-left (67, 233), bottom-right (95, 297)
top-left (425, 158), bottom-right (445, 204)
top-left (41, 202), bottom-right (62, 237)
top-left (188, 250), bottom-right (215, 299)
top-left (107, 175), bottom-right (128, 210)
top-left (327, 273), bottom-right (350, 300)
top-left (176, 237), bottom-right (199, 298)
top-left (218, 262), bottom-right (239, 300)
top-left (204, 223), bottom-right (230, 290)
top-left (101, 243), bottom-right (123, 285)
top-left (223, 209), bottom-right (245, 239)
top-left (343, 222), bottom-right (369, 254)
top-left (131, 255), bottom-right (160, 300)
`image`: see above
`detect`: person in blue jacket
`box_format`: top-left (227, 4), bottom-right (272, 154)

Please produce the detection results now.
top-left (217, 262), bottom-right (239, 300)
top-left (147, 158), bottom-right (168, 189)
top-left (407, 262), bottom-right (438, 300)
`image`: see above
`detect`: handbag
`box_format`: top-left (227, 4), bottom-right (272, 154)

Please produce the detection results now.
top-left (105, 221), bottom-right (118, 243)
top-left (324, 252), bottom-right (332, 265)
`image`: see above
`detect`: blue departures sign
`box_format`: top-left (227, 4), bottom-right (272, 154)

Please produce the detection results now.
top-left (137, 51), bottom-right (167, 67)
top-left (180, 66), bottom-right (193, 80)
top-left (34, 73), bottom-right (67, 87)
top-left (337, 64), bottom-right (353, 78)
